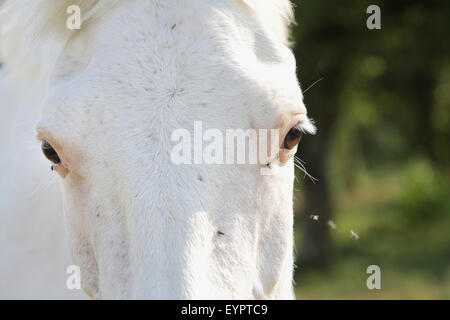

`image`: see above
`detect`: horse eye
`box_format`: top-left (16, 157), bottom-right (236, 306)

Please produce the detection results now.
top-left (283, 126), bottom-right (303, 150)
top-left (41, 141), bottom-right (61, 164)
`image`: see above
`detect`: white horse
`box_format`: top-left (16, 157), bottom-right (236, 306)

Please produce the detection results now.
top-left (0, 0), bottom-right (315, 299)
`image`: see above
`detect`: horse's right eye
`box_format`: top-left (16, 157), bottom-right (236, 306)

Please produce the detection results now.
top-left (41, 141), bottom-right (61, 164)
top-left (283, 126), bottom-right (303, 150)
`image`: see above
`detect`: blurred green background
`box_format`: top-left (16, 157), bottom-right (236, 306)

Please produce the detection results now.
top-left (291, 0), bottom-right (450, 299)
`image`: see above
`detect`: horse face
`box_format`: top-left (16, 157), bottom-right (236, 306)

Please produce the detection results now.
top-left (36, 1), bottom-right (313, 299)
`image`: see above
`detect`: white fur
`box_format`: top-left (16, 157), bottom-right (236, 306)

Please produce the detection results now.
top-left (0, 0), bottom-right (314, 299)
top-left (0, 0), bottom-right (293, 76)
top-left (0, 72), bottom-right (87, 299)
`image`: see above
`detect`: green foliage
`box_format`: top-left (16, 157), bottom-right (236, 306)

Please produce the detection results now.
top-left (397, 159), bottom-right (449, 224)
top-left (290, 0), bottom-right (450, 298)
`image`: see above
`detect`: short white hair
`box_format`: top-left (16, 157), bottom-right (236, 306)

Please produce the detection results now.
top-left (0, 0), bottom-right (294, 77)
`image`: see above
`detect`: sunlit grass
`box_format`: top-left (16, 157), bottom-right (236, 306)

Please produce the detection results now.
top-left (294, 160), bottom-right (450, 299)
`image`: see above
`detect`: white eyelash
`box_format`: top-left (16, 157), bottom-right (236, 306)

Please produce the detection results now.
top-left (295, 117), bottom-right (317, 135)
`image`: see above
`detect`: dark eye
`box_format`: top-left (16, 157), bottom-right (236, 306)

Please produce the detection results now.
top-left (41, 141), bottom-right (61, 164)
top-left (283, 126), bottom-right (303, 150)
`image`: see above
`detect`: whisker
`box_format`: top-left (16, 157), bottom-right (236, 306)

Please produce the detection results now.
top-left (27, 171), bottom-right (59, 201)
top-left (294, 155), bottom-right (318, 184)
top-left (302, 77), bottom-right (324, 95)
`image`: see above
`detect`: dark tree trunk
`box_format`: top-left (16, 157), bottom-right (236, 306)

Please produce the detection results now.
top-left (293, 65), bottom-right (341, 270)
top-left (297, 141), bottom-right (333, 269)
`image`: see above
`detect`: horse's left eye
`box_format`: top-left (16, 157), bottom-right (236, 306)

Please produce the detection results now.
top-left (283, 126), bottom-right (303, 150)
top-left (41, 141), bottom-right (61, 164)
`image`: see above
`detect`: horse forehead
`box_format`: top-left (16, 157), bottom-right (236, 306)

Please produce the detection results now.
top-left (92, 5), bottom-right (296, 93)
top-left (45, 1), bottom-right (302, 127)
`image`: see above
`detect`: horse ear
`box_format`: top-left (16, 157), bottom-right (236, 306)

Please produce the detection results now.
top-left (0, 0), bottom-right (117, 78)
top-left (238, 0), bottom-right (295, 47)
